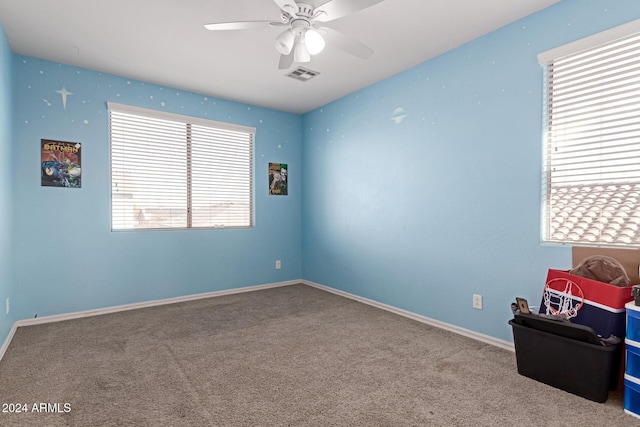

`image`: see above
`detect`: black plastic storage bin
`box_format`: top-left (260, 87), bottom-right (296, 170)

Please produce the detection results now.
top-left (509, 315), bottom-right (621, 403)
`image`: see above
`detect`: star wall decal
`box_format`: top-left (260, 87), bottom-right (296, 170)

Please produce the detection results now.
top-left (55, 86), bottom-right (73, 110)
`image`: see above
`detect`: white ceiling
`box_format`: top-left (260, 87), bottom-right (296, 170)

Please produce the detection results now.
top-left (0, 0), bottom-right (559, 114)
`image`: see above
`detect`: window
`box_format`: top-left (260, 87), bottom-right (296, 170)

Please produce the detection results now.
top-left (109, 103), bottom-right (255, 230)
top-left (539, 20), bottom-right (640, 247)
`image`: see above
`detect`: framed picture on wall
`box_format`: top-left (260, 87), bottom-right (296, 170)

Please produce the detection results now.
top-left (269, 163), bottom-right (287, 196)
top-left (41, 139), bottom-right (82, 188)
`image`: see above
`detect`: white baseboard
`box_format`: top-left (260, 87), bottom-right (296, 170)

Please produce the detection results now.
top-left (15, 280), bottom-right (301, 327)
top-left (0, 280), bottom-right (300, 363)
top-left (303, 280), bottom-right (515, 352)
top-left (0, 278), bottom-right (514, 365)
top-left (0, 323), bottom-right (18, 364)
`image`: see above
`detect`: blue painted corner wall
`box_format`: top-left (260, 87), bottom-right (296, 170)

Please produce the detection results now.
top-left (0, 22), bottom-right (14, 344)
top-left (301, 0), bottom-right (640, 342)
top-left (10, 57), bottom-right (302, 321)
top-left (2, 0), bottom-right (640, 349)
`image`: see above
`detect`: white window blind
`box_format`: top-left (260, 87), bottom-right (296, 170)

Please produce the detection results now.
top-left (540, 21), bottom-right (640, 247)
top-left (109, 103), bottom-right (255, 230)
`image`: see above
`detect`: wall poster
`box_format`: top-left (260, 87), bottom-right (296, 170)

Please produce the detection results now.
top-left (269, 163), bottom-right (287, 196)
top-left (41, 139), bottom-right (82, 188)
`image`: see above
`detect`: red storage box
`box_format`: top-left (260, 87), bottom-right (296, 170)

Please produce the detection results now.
top-left (539, 269), bottom-right (633, 338)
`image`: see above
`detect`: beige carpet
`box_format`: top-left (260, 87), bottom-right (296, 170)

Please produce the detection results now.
top-left (0, 284), bottom-right (637, 426)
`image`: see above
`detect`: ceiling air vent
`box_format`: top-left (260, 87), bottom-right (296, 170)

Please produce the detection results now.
top-left (286, 67), bottom-right (320, 82)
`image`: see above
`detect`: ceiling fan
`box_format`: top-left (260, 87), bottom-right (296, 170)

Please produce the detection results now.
top-left (204, 0), bottom-right (385, 70)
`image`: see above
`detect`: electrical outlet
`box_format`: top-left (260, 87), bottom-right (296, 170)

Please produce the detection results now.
top-left (275, 260), bottom-right (281, 270)
top-left (473, 294), bottom-right (483, 310)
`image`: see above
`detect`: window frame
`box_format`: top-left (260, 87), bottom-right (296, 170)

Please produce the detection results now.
top-left (539, 19), bottom-right (640, 248)
top-left (108, 102), bottom-right (256, 231)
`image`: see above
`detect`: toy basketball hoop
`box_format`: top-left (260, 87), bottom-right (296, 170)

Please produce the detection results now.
top-left (542, 277), bottom-right (585, 319)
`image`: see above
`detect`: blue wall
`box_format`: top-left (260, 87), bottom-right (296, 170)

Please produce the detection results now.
top-left (3, 0), bottom-right (640, 347)
top-left (10, 57), bottom-right (302, 320)
top-left (0, 23), bottom-right (13, 344)
top-left (301, 0), bottom-right (640, 341)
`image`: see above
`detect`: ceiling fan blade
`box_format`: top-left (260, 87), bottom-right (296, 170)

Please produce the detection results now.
top-left (278, 52), bottom-right (295, 70)
top-left (272, 0), bottom-right (298, 15)
top-left (318, 27), bottom-right (373, 59)
top-left (314, 0), bottom-right (385, 22)
top-left (204, 21), bottom-right (274, 31)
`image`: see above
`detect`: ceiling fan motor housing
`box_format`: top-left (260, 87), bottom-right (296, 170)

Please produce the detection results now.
top-left (205, 0), bottom-right (381, 69)
top-left (295, 4), bottom-right (315, 18)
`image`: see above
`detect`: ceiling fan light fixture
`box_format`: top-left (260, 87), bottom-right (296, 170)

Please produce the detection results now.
top-left (304, 28), bottom-right (325, 55)
top-left (275, 29), bottom-right (295, 55)
top-left (293, 34), bottom-right (311, 63)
